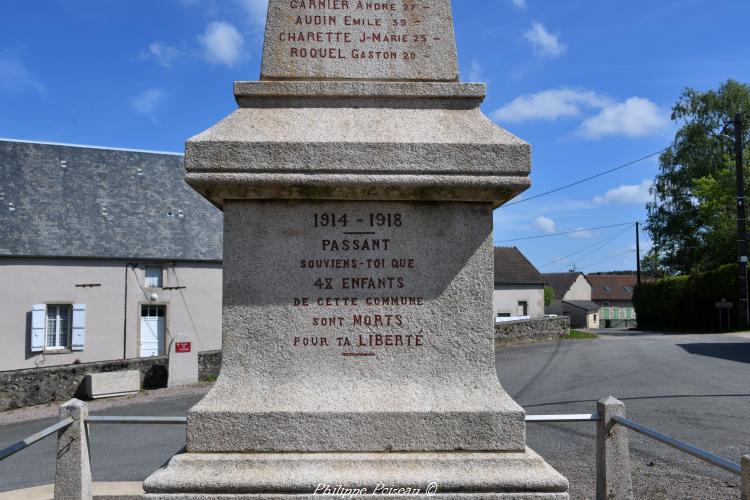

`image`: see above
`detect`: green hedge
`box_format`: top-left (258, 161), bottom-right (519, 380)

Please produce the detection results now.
top-left (633, 264), bottom-right (737, 331)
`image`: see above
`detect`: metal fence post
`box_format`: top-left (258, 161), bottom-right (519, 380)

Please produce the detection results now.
top-left (742, 455), bottom-right (749, 500)
top-left (596, 397), bottom-right (633, 500)
top-left (54, 399), bottom-right (92, 500)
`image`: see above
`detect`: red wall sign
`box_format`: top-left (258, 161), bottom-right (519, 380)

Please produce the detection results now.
top-left (175, 342), bottom-right (191, 353)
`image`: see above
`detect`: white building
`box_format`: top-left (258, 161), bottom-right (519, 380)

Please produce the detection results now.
top-left (493, 247), bottom-right (546, 320)
top-left (542, 272), bottom-right (600, 329)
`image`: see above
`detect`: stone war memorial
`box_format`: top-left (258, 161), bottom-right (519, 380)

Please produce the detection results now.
top-left (144, 0), bottom-right (569, 498)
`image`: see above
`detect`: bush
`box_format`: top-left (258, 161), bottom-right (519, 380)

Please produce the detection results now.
top-left (633, 264), bottom-right (737, 331)
top-left (544, 285), bottom-right (555, 306)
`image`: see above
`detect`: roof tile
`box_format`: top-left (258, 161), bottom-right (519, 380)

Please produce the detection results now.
top-left (494, 247), bottom-right (545, 285)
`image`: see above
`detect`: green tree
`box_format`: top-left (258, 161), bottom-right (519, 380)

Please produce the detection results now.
top-left (544, 285), bottom-right (555, 306)
top-left (646, 80), bottom-right (750, 274)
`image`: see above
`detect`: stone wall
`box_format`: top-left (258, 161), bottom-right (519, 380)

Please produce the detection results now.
top-left (198, 350), bottom-right (222, 381)
top-left (0, 351), bottom-right (222, 411)
top-left (494, 317), bottom-right (570, 345)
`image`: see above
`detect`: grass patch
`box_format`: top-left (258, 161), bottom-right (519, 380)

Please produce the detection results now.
top-left (565, 330), bottom-right (598, 339)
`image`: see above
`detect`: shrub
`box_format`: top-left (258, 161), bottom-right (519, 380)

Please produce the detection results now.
top-left (544, 285), bottom-right (555, 306)
top-left (633, 264), bottom-right (737, 331)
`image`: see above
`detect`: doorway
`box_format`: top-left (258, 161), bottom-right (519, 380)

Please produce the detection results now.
top-left (140, 305), bottom-right (166, 357)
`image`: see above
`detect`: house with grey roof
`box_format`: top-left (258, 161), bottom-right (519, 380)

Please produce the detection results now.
top-left (493, 247), bottom-right (546, 319)
top-left (0, 139), bottom-right (224, 371)
top-left (541, 272), bottom-right (600, 329)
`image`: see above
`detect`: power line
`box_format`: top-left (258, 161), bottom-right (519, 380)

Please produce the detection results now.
top-left (500, 149), bottom-right (668, 208)
top-left (552, 225), bottom-right (635, 272)
top-left (541, 224), bottom-right (633, 269)
top-left (578, 250), bottom-right (636, 271)
top-left (498, 222), bottom-right (636, 243)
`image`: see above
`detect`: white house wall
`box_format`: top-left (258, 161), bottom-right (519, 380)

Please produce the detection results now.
top-left (563, 275), bottom-right (592, 301)
top-left (0, 258), bottom-right (222, 371)
top-left (493, 285), bottom-right (545, 319)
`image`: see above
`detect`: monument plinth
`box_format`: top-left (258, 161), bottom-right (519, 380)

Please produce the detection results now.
top-left (145, 0), bottom-right (568, 497)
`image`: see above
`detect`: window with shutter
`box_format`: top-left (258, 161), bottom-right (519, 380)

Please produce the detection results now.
top-left (45, 304), bottom-right (72, 350)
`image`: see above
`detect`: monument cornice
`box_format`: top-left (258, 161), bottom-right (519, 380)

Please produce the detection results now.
top-left (186, 172), bottom-right (530, 209)
top-left (186, 80), bottom-right (531, 209)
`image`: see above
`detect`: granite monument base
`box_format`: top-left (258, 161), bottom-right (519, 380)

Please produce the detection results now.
top-left (144, 448), bottom-right (568, 499)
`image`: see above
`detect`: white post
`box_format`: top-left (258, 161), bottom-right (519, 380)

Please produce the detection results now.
top-left (742, 455), bottom-right (749, 500)
top-left (54, 399), bottom-right (92, 500)
top-left (596, 397), bottom-right (633, 500)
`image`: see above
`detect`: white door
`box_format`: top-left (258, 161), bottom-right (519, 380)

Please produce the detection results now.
top-left (140, 305), bottom-right (165, 357)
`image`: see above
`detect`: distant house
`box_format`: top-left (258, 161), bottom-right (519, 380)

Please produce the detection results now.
top-left (542, 272), bottom-right (600, 329)
top-left (587, 274), bottom-right (638, 327)
top-left (493, 247), bottom-right (546, 320)
top-left (0, 139), bottom-right (224, 372)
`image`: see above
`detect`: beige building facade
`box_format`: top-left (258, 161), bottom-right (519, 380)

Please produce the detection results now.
top-left (0, 259), bottom-right (222, 371)
top-left (493, 284), bottom-right (545, 319)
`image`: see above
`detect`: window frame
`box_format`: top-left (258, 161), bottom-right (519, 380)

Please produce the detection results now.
top-left (45, 303), bottom-right (73, 351)
top-left (144, 265), bottom-right (164, 288)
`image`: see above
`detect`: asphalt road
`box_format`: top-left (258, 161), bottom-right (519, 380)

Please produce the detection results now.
top-left (1, 331), bottom-right (748, 499)
top-left (499, 331), bottom-right (750, 499)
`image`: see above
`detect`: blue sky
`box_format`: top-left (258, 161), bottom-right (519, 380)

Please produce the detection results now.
top-left (2, 0), bottom-right (749, 273)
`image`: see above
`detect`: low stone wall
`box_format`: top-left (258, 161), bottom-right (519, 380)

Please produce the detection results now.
top-left (495, 317), bottom-right (570, 345)
top-left (198, 350), bottom-right (222, 381)
top-left (0, 351), bottom-right (222, 411)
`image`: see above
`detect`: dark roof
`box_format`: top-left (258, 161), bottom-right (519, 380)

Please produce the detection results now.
top-left (0, 139), bottom-right (223, 261)
top-left (542, 272), bottom-right (583, 300)
top-left (564, 300), bottom-right (600, 312)
top-left (587, 274), bottom-right (637, 301)
top-left (494, 247), bottom-right (545, 285)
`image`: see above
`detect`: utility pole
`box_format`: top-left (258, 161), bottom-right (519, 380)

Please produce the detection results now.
top-left (734, 113), bottom-right (749, 329)
top-left (636, 222), bottom-right (641, 285)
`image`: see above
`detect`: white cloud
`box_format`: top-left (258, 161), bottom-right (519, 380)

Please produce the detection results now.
top-left (129, 88), bottom-right (166, 123)
top-left (524, 22), bottom-right (566, 58)
top-left (493, 89), bottom-right (609, 123)
top-left (577, 97), bottom-right (670, 139)
top-left (533, 216), bottom-right (556, 234)
top-left (593, 179), bottom-right (653, 205)
top-left (510, 0), bottom-right (526, 7)
top-left (236, 0), bottom-right (269, 26)
top-left (0, 53), bottom-right (45, 93)
top-left (493, 88), bottom-right (670, 140)
top-left (199, 21), bottom-right (245, 66)
top-left (569, 228), bottom-right (596, 239)
top-left (141, 42), bottom-right (179, 67)
top-left (467, 59), bottom-right (484, 82)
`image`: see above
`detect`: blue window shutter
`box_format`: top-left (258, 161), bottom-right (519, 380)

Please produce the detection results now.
top-left (72, 304), bottom-right (86, 351)
top-left (31, 304), bottom-right (45, 352)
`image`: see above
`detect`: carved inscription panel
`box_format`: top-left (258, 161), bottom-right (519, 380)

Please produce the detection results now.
top-left (223, 201), bottom-right (492, 361)
top-left (260, 0), bottom-right (459, 81)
